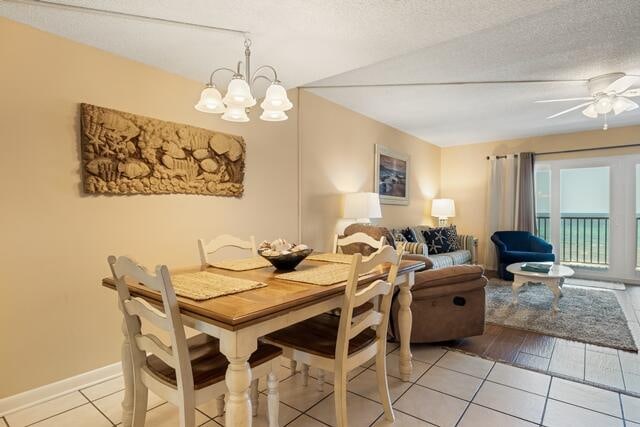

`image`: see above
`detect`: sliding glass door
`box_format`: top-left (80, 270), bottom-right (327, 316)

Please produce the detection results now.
top-left (535, 154), bottom-right (640, 282)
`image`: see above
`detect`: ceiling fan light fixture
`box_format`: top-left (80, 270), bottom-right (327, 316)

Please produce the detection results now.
top-left (260, 109), bottom-right (288, 122)
top-left (613, 96), bottom-right (639, 115)
top-left (594, 95), bottom-right (614, 114)
top-left (195, 85), bottom-right (225, 114)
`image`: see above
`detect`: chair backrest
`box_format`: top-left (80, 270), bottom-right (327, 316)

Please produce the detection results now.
top-left (108, 256), bottom-right (194, 395)
top-left (492, 231), bottom-right (533, 252)
top-left (335, 243), bottom-right (404, 362)
top-left (197, 234), bottom-right (257, 267)
top-left (333, 232), bottom-right (386, 254)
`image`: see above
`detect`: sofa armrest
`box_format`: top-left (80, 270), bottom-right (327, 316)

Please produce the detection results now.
top-left (413, 265), bottom-right (485, 290)
top-left (529, 235), bottom-right (553, 253)
top-left (456, 234), bottom-right (479, 264)
top-left (402, 253), bottom-right (433, 271)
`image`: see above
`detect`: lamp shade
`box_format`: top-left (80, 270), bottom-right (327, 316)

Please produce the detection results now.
top-left (260, 83), bottom-right (293, 111)
top-left (260, 109), bottom-right (288, 121)
top-left (194, 86), bottom-right (225, 114)
top-left (431, 198), bottom-right (456, 218)
top-left (343, 192), bottom-right (382, 220)
top-left (221, 106), bottom-right (249, 122)
top-left (222, 77), bottom-right (256, 107)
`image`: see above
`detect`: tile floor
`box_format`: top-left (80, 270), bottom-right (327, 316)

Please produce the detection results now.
top-left (5, 343), bottom-right (640, 426)
top-left (448, 284), bottom-right (640, 397)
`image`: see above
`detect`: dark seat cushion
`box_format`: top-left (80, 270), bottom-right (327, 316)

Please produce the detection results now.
top-left (265, 313), bottom-right (377, 358)
top-left (146, 334), bottom-right (282, 390)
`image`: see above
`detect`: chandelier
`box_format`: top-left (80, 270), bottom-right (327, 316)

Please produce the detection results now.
top-left (195, 39), bottom-right (293, 122)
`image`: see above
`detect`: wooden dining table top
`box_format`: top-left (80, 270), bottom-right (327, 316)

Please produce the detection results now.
top-left (102, 258), bottom-right (424, 331)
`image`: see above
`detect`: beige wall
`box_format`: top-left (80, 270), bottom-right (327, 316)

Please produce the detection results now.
top-left (0, 18), bottom-right (301, 397)
top-left (441, 126), bottom-right (640, 264)
top-left (299, 90), bottom-right (441, 250)
top-left (0, 19), bottom-right (443, 397)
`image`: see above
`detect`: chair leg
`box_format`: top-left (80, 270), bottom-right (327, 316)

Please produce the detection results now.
top-left (333, 369), bottom-right (348, 427)
top-left (267, 370), bottom-right (279, 427)
top-left (250, 379), bottom-right (259, 417)
top-left (131, 375), bottom-right (148, 427)
top-left (316, 369), bottom-right (325, 392)
top-left (177, 399), bottom-right (196, 427)
top-left (375, 349), bottom-right (395, 422)
top-left (289, 360), bottom-right (297, 374)
top-left (301, 364), bottom-right (309, 386)
top-left (215, 394), bottom-right (225, 417)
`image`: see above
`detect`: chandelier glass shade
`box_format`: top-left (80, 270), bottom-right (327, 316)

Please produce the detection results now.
top-left (195, 39), bottom-right (292, 122)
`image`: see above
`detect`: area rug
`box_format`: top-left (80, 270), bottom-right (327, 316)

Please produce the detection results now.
top-left (486, 279), bottom-right (637, 351)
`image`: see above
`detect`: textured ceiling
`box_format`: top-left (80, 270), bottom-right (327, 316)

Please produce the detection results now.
top-left (2, 0), bottom-right (639, 146)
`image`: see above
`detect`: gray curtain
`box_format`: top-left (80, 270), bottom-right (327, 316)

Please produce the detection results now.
top-left (516, 152), bottom-right (536, 233)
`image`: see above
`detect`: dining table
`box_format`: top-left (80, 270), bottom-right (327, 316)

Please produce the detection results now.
top-left (102, 257), bottom-right (424, 427)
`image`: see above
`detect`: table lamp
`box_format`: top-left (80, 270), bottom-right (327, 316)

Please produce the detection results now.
top-left (431, 198), bottom-right (455, 226)
top-left (343, 192), bottom-right (382, 223)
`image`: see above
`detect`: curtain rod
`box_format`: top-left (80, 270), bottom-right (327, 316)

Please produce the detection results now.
top-left (485, 143), bottom-right (640, 160)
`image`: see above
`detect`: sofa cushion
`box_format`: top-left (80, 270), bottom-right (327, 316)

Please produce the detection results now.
top-left (428, 254), bottom-right (454, 269)
top-left (446, 249), bottom-right (472, 265)
top-left (422, 226), bottom-right (458, 254)
top-left (403, 242), bottom-right (427, 255)
top-left (399, 227), bottom-right (418, 242)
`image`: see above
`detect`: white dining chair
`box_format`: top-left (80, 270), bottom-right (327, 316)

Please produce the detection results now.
top-left (108, 255), bottom-right (281, 427)
top-left (265, 244), bottom-right (404, 426)
top-left (332, 232), bottom-right (386, 254)
top-left (197, 234), bottom-right (257, 267)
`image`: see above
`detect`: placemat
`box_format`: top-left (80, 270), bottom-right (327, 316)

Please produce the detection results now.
top-left (210, 256), bottom-right (271, 271)
top-left (171, 271), bottom-right (267, 301)
top-left (307, 253), bottom-right (354, 264)
top-left (276, 264), bottom-right (352, 286)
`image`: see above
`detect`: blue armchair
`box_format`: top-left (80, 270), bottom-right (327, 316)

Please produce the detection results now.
top-left (491, 231), bottom-right (555, 280)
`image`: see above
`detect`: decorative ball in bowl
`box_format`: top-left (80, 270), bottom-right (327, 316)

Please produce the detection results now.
top-left (258, 239), bottom-right (313, 271)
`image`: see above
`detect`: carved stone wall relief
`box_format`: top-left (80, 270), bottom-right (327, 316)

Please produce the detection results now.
top-left (80, 103), bottom-right (245, 196)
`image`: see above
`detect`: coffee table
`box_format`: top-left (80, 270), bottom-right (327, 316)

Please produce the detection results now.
top-left (507, 262), bottom-right (575, 311)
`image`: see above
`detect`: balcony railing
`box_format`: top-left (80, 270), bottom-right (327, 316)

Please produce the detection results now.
top-left (535, 215), bottom-right (609, 266)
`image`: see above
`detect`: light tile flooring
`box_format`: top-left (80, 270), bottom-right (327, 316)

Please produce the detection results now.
top-left (5, 343), bottom-right (640, 427)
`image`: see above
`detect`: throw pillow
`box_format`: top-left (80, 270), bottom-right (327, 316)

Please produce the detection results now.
top-left (422, 226), bottom-right (458, 254)
top-left (399, 227), bottom-right (418, 242)
top-left (402, 242), bottom-right (427, 255)
top-left (390, 228), bottom-right (408, 243)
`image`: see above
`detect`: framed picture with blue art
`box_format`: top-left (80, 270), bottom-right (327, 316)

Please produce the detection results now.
top-left (374, 144), bottom-right (409, 205)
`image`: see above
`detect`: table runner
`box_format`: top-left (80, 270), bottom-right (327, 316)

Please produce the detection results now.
top-left (210, 256), bottom-right (271, 271)
top-left (306, 253), bottom-right (354, 264)
top-left (171, 271), bottom-right (267, 300)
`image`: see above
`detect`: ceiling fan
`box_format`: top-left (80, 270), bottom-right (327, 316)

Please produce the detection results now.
top-left (536, 73), bottom-right (640, 130)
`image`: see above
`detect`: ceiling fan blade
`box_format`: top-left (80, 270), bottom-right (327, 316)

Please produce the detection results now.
top-left (582, 104), bottom-right (598, 118)
top-left (606, 75), bottom-right (639, 93)
top-left (621, 89), bottom-right (640, 98)
top-left (547, 102), bottom-right (594, 119)
top-left (535, 97), bottom-right (593, 103)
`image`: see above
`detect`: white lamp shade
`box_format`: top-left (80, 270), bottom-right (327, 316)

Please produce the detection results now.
top-left (221, 106), bottom-right (249, 122)
top-left (195, 86), bottom-right (225, 114)
top-left (613, 96), bottom-right (639, 115)
top-left (343, 192), bottom-right (382, 220)
top-left (260, 109), bottom-right (288, 121)
top-left (431, 198), bottom-right (456, 218)
top-left (595, 96), bottom-right (613, 114)
top-left (260, 83), bottom-right (293, 111)
top-left (222, 77), bottom-right (256, 108)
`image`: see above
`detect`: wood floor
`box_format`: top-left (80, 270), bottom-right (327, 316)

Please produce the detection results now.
top-left (442, 283), bottom-right (640, 395)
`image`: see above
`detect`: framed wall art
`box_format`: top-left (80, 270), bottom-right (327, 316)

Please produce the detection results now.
top-left (374, 144), bottom-right (409, 205)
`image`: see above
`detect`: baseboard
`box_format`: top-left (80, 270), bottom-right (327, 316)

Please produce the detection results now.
top-left (0, 362), bottom-right (122, 417)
